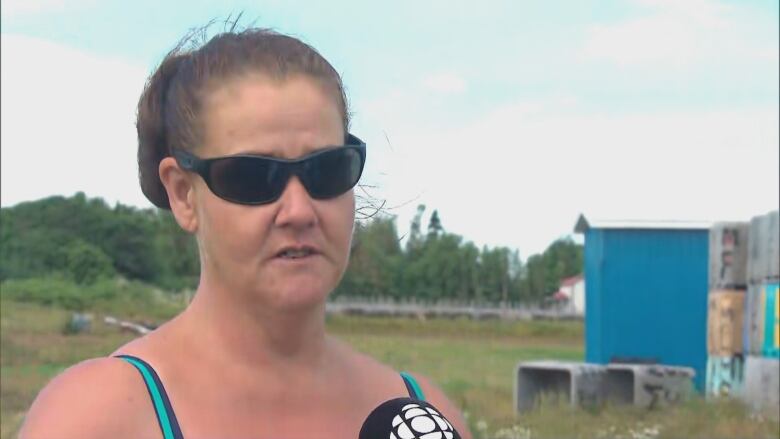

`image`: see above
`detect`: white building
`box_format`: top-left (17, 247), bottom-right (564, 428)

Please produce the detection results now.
top-left (553, 275), bottom-right (585, 316)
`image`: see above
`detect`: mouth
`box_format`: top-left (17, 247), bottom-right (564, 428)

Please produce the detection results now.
top-left (275, 245), bottom-right (320, 260)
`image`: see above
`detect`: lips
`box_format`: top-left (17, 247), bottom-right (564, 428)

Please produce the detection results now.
top-left (274, 245), bottom-right (320, 260)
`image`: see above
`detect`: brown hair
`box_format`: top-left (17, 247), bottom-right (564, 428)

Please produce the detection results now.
top-left (136, 26), bottom-right (350, 209)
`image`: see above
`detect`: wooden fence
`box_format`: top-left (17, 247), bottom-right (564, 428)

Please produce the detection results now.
top-left (325, 296), bottom-right (583, 321)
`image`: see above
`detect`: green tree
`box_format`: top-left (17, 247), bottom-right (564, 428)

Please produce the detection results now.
top-left (522, 254), bottom-right (548, 302)
top-left (507, 249), bottom-right (524, 302)
top-left (517, 238), bottom-right (583, 303)
top-left (338, 216), bottom-right (403, 299)
top-left (479, 246), bottom-right (511, 303)
top-left (406, 232), bottom-right (463, 301)
top-left (406, 204), bottom-right (427, 253)
top-left (153, 212), bottom-right (200, 289)
top-left (65, 240), bottom-right (115, 284)
top-left (542, 238), bottom-right (583, 296)
top-left (457, 241), bottom-right (480, 301)
top-left (427, 209), bottom-right (443, 237)
top-left (0, 194), bottom-right (583, 305)
top-left (0, 194), bottom-right (192, 285)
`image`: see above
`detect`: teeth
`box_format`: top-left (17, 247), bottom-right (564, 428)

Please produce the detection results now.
top-left (281, 249), bottom-right (311, 258)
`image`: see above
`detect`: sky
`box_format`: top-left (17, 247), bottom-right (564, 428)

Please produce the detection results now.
top-left (2, 0), bottom-right (778, 258)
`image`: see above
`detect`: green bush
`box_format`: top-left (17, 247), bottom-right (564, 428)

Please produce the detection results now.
top-left (0, 277), bottom-right (183, 320)
top-left (0, 277), bottom-right (86, 310)
top-left (65, 240), bottom-right (115, 284)
top-left (156, 275), bottom-right (199, 292)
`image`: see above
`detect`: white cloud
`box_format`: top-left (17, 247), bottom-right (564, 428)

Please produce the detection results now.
top-left (421, 72), bottom-right (467, 95)
top-left (0, 34), bottom-right (151, 208)
top-left (1, 0), bottom-right (92, 16)
top-left (355, 92), bottom-right (779, 256)
top-left (579, 0), bottom-right (776, 70)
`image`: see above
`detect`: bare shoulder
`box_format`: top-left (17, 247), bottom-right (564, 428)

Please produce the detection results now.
top-left (19, 356), bottom-right (159, 439)
top-left (408, 372), bottom-right (474, 439)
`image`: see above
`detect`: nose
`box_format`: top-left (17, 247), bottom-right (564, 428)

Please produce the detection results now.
top-left (274, 176), bottom-right (318, 229)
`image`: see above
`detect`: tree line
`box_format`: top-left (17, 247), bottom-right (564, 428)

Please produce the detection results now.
top-left (0, 194), bottom-right (582, 303)
top-left (0, 193), bottom-right (198, 290)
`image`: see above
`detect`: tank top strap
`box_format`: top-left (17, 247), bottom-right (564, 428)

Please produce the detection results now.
top-left (116, 355), bottom-right (184, 439)
top-left (400, 371), bottom-right (426, 401)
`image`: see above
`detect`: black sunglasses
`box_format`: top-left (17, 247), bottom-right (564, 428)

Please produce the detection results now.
top-left (172, 134), bottom-right (366, 205)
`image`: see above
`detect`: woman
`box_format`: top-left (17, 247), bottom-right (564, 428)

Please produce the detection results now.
top-left (20, 26), bottom-right (472, 439)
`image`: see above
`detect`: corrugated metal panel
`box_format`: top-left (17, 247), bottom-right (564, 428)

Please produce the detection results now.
top-left (583, 228), bottom-right (709, 391)
top-left (584, 229), bottom-right (604, 364)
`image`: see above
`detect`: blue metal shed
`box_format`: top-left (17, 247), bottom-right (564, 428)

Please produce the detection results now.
top-left (575, 215), bottom-right (711, 391)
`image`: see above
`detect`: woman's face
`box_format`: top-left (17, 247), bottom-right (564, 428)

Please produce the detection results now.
top-left (192, 74), bottom-right (355, 310)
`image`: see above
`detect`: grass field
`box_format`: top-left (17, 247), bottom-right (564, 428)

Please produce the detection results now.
top-left (2, 297), bottom-right (778, 439)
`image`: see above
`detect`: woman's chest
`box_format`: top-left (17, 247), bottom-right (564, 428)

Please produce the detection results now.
top-left (143, 343), bottom-right (413, 438)
top-left (173, 393), bottom-right (381, 438)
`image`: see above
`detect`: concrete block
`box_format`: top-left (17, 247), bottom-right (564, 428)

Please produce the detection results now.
top-left (605, 364), bottom-right (695, 408)
top-left (515, 361), bottom-right (605, 413)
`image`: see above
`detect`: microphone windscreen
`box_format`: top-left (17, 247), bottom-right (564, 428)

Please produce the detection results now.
top-left (359, 397), bottom-right (462, 439)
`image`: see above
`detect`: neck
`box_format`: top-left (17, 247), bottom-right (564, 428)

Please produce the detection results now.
top-left (180, 272), bottom-right (332, 377)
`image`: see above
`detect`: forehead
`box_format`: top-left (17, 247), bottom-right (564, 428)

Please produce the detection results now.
top-left (199, 74), bottom-right (344, 158)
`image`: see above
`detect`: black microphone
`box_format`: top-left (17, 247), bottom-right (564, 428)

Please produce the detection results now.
top-left (359, 397), bottom-right (462, 439)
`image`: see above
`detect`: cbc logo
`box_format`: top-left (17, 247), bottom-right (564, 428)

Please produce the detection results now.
top-left (390, 402), bottom-right (457, 439)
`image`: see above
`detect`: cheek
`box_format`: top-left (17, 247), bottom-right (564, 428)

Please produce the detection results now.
top-left (197, 196), bottom-right (272, 261)
top-left (325, 194), bottom-right (356, 255)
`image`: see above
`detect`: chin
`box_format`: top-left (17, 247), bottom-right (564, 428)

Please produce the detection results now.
top-left (264, 277), bottom-right (336, 311)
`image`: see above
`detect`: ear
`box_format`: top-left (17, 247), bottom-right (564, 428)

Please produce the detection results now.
top-left (159, 157), bottom-right (198, 233)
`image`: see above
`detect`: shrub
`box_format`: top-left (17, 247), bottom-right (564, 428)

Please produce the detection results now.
top-left (0, 277), bottom-right (182, 320)
top-left (65, 240), bottom-right (116, 284)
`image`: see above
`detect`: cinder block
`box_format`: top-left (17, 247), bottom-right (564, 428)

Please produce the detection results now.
top-left (605, 364), bottom-right (695, 408)
top-left (515, 361), bottom-right (605, 413)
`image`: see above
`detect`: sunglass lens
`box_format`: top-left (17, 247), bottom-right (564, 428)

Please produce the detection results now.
top-left (209, 157), bottom-right (286, 204)
top-left (303, 148), bottom-right (363, 199)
